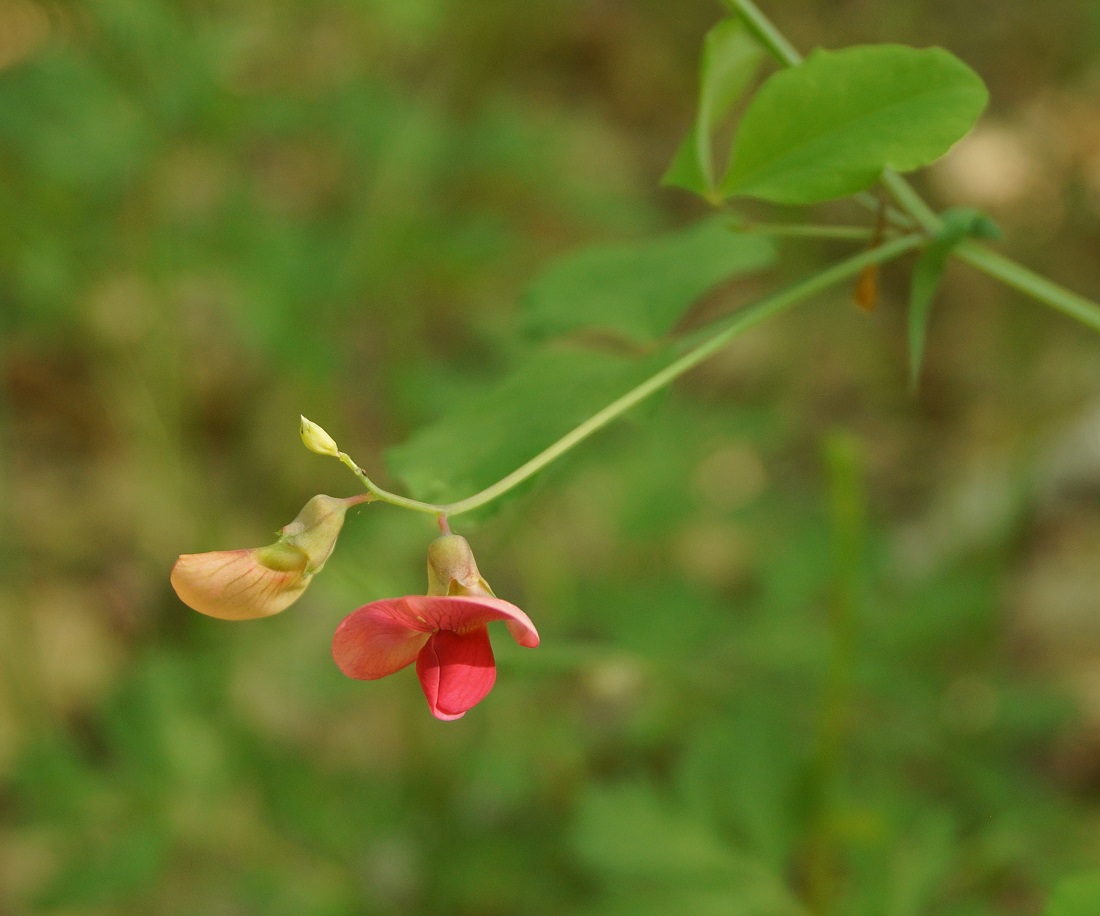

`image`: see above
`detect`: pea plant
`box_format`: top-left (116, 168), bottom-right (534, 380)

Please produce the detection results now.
top-left (172, 0), bottom-right (1100, 726)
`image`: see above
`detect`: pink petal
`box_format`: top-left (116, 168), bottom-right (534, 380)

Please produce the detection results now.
top-left (416, 627), bottom-right (496, 720)
top-left (400, 595), bottom-right (540, 648)
top-left (171, 548), bottom-right (309, 620)
top-left (331, 597), bottom-right (434, 680)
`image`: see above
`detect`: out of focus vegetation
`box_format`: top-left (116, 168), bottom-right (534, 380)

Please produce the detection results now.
top-left (3, 1), bottom-right (1100, 913)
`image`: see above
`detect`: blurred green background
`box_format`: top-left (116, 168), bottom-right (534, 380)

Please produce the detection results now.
top-left (3, 0), bottom-right (1100, 913)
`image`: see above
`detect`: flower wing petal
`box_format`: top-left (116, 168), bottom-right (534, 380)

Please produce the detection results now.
top-left (332, 598), bottom-right (433, 680)
top-left (416, 628), bottom-right (497, 720)
top-left (402, 595), bottom-right (540, 648)
top-left (171, 549), bottom-right (309, 620)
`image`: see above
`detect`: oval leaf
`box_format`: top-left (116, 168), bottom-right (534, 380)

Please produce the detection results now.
top-left (522, 218), bottom-right (774, 343)
top-left (723, 44), bottom-right (989, 204)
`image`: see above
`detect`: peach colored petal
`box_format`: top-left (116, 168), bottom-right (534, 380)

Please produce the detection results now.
top-left (170, 548), bottom-right (309, 620)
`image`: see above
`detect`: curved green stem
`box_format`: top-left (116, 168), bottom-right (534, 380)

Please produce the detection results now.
top-left (337, 452), bottom-right (435, 515)
top-left (341, 232), bottom-right (924, 519)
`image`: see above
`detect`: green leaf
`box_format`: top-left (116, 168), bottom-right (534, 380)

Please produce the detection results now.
top-left (1044, 872), bottom-right (1100, 916)
top-left (522, 218), bottom-right (774, 343)
top-left (571, 781), bottom-right (807, 915)
top-left (723, 44), bottom-right (989, 204)
top-left (572, 781), bottom-right (736, 881)
top-left (909, 207), bottom-right (1000, 389)
top-left (386, 347), bottom-right (668, 506)
top-left (676, 705), bottom-right (803, 869)
top-left (662, 18), bottom-right (765, 199)
top-left (35, 823), bottom-right (168, 908)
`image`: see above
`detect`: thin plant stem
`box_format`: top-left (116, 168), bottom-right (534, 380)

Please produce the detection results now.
top-left (803, 433), bottom-right (865, 915)
top-left (879, 171), bottom-right (942, 233)
top-left (954, 241), bottom-right (1100, 334)
top-left (724, 0), bottom-right (801, 65)
top-left (854, 191), bottom-right (916, 230)
top-left (735, 223), bottom-right (877, 240)
top-left (339, 233), bottom-right (924, 519)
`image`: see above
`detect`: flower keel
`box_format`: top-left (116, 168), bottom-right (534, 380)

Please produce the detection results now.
top-left (416, 628), bottom-right (497, 720)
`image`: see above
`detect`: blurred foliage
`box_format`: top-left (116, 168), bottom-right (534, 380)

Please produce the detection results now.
top-left (2, 0), bottom-right (1100, 914)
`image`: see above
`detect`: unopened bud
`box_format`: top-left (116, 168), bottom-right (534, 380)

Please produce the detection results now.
top-left (300, 415), bottom-right (340, 457)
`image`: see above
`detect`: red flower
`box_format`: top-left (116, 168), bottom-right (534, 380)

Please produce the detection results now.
top-left (331, 533), bottom-right (539, 720)
top-left (332, 594), bottom-right (539, 720)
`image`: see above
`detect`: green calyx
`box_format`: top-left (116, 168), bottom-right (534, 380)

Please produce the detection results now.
top-left (278, 494), bottom-right (369, 574)
top-left (426, 534), bottom-right (496, 598)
